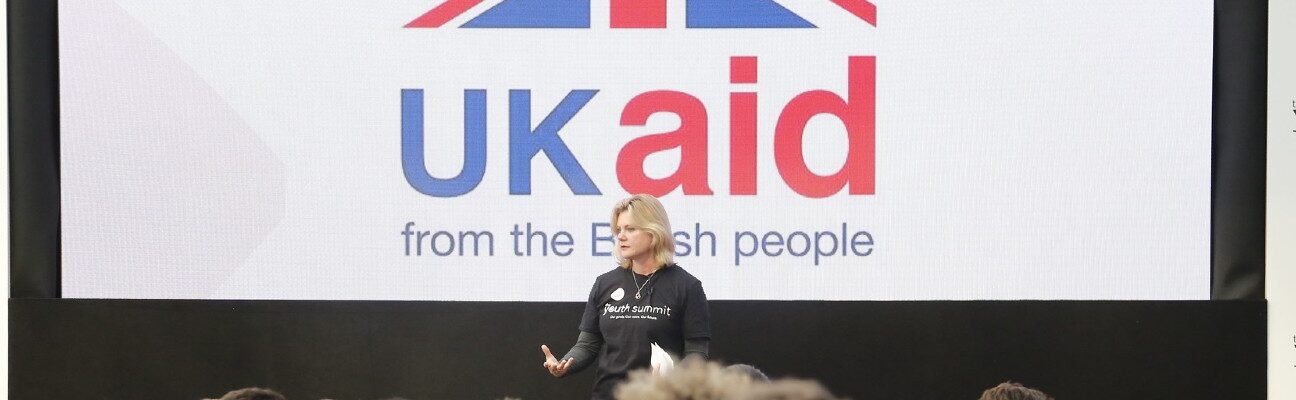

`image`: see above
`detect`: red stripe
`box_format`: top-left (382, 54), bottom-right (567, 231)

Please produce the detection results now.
top-left (405, 0), bottom-right (485, 28)
top-left (829, 0), bottom-right (877, 26)
top-left (611, 0), bottom-right (666, 28)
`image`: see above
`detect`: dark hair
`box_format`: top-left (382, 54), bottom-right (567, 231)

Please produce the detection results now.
top-left (978, 381), bottom-right (1052, 400)
top-left (218, 387), bottom-right (287, 400)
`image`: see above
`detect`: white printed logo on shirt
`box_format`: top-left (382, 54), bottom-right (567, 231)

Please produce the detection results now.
top-left (611, 288), bottom-right (625, 301)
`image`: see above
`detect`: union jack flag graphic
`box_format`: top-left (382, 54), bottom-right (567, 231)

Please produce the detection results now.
top-left (405, 0), bottom-right (877, 29)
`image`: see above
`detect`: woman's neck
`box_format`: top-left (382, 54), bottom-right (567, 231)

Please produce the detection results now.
top-left (630, 259), bottom-right (661, 275)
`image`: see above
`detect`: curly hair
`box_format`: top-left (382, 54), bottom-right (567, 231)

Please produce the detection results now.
top-left (217, 387), bottom-right (286, 400)
top-left (978, 381), bottom-right (1052, 400)
top-left (613, 359), bottom-right (842, 400)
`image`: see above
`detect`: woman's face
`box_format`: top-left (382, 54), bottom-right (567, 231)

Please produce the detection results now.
top-left (616, 211), bottom-right (654, 264)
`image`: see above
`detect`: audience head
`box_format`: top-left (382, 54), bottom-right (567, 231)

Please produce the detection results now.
top-left (725, 364), bottom-right (770, 382)
top-left (217, 387), bottom-right (286, 400)
top-left (978, 381), bottom-right (1052, 400)
top-left (614, 359), bottom-right (841, 400)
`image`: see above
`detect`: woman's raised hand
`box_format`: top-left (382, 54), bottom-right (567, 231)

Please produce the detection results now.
top-left (540, 344), bottom-right (574, 377)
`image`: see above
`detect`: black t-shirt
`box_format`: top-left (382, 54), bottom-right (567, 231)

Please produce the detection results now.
top-left (578, 264), bottom-right (711, 399)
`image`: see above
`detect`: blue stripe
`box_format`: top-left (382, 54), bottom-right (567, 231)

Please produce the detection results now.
top-left (687, 0), bottom-right (815, 28)
top-left (462, 0), bottom-right (590, 28)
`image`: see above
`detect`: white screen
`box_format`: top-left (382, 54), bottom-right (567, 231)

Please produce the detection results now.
top-left (59, 0), bottom-right (1213, 300)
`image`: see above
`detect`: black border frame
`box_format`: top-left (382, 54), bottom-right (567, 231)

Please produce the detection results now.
top-left (9, 0), bottom-right (60, 298)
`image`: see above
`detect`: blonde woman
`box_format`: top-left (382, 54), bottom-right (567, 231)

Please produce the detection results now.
top-left (539, 194), bottom-right (712, 400)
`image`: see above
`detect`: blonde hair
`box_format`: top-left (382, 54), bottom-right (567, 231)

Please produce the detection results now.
top-left (611, 194), bottom-right (675, 269)
top-left (978, 382), bottom-right (1052, 400)
top-left (613, 359), bottom-right (843, 400)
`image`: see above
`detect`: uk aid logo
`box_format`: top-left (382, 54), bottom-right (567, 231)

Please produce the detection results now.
top-left (400, 0), bottom-right (878, 198)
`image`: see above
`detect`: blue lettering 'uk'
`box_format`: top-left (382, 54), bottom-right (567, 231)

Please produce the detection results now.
top-left (508, 89), bottom-right (601, 195)
top-left (401, 89), bottom-right (488, 197)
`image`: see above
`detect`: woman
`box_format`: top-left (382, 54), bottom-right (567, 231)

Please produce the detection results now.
top-left (539, 194), bottom-right (712, 399)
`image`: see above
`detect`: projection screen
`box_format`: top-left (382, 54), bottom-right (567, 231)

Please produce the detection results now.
top-left (58, 0), bottom-right (1213, 300)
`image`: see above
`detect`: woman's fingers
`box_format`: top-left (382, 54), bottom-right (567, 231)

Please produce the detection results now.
top-left (541, 345), bottom-right (559, 375)
top-left (545, 358), bottom-right (574, 377)
top-left (540, 345), bottom-right (576, 377)
top-left (540, 344), bottom-right (557, 362)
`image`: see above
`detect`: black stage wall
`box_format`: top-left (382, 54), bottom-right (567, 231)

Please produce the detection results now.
top-left (10, 300), bottom-right (1265, 400)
